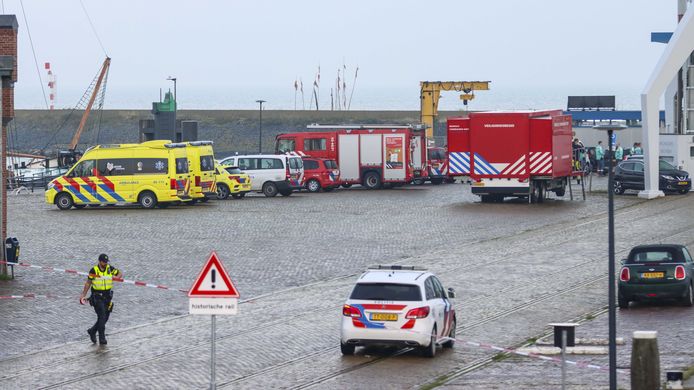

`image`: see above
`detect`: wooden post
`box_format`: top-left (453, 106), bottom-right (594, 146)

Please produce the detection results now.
top-left (631, 331), bottom-right (660, 390)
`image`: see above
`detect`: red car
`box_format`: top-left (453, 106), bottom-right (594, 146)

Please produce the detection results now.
top-left (302, 157), bottom-right (340, 192)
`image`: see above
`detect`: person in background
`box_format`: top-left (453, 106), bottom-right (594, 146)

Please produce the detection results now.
top-left (633, 142), bottom-right (643, 155)
top-left (595, 140), bottom-right (605, 176)
top-left (572, 138), bottom-right (585, 171)
top-left (615, 143), bottom-right (624, 161)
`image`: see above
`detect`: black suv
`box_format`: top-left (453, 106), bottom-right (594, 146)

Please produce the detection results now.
top-left (614, 159), bottom-right (691, 195)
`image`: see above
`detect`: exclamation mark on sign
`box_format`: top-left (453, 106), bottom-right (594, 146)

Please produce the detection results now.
top-left (211, 269), bottom-right (216, 289)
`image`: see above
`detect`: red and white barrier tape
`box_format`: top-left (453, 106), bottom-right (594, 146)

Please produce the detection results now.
top-left (402, 329), bottom-right (628, 376)
top-left (463, 339), bottom-right (628, 375)
top-left (0, 294), bottom-right (72, 300)
top-left (0, 260), bottom-right (188, 294)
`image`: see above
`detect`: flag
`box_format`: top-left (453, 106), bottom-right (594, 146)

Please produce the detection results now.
top-left (300, 79), bottom-right (303, 92)
top-left (294, 79), bottom-right (298, 90)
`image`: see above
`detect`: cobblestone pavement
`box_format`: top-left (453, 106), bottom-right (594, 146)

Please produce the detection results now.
top-left (0, 177), bottom-right (691, 388)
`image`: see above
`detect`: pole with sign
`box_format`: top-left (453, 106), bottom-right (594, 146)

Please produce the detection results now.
top-left (189, 252), bottom-right (240, 390)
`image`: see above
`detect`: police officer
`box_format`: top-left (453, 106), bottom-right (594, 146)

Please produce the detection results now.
top-left (79, 254), bottom-right (122, 345)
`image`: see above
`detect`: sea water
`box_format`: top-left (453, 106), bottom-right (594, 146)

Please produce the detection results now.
top-left (15, 84), bottom-right (645, 111)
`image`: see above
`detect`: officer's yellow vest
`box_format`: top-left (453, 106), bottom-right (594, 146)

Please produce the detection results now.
top-left (91, 265), bottom-right (115, 291)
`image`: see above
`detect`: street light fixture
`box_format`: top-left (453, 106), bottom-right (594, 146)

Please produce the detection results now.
top-left (256, 100), bottom-right (266, 153)
top-left (167, 76), bottom-right (177, 101)
top-left (593, 123), bottom-right (627, 390)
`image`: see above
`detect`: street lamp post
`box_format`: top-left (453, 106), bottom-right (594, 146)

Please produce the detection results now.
top-left (167, 76), bottom-right (177, 141)
top-left (167, 76), bottom-right (177, 101)
top-left (593, 123), bottom-right (626, 390)
top-left (256, 100), bottom-right (266, 153)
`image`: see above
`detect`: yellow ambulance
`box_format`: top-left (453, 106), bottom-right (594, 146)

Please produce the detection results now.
top-left (179, 141), bottom-right (216, 203)
top-left (45, 140), bottom-right (191, 210)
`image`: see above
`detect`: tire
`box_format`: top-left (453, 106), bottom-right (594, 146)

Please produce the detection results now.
top-left (279, 189), bottom-right (293, 197)
top-left (363, 172), bottom-right (382, 189)
top-left (138, 191), bottom-right (157, 209)
top-left (412, 178), bottom-right (425, 185)
top-left (341, 184), bottom-right (352, 189)
top-left (422, 326), bottom-right (437, 358)
top-left (443, 318), bottom-right (456, 348)
top-left (216, 184), bottom-right (230, 200)
top-left (262, 182), bottom-right (278, 197)
top-left (55, 193), bottom-right (74, 210)
top-left (306, 179), bottom-right (321, 193)
top-left (555, 186), bottom-right (566, 197)
top-left (683, 283), bottom-right (693, 307)
top-left (431, 178), bottom-right (443, 185)
top-left (340, 342), bottom-right (355, 356)
top-left (614, 181), bottom-right (625, 195)
top-left (618, 290), bottom-right (629, 309)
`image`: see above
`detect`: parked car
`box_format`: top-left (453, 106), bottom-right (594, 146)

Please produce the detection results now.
top-left (219, 154), bottom-right (304, 197)
top-left (302, 157), bottom-right (340, 193)
top-left (618, 244), bottom-right (694, 308)
top-left (340, 265), bottom-right (456, 357)
top-left (613, 159), bottom-right (691, 195)
top-left (214, 163), bottom-right (251, 200)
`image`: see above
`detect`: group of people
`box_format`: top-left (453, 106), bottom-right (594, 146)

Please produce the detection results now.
top-left (572, 138), bottom-right (643, 175)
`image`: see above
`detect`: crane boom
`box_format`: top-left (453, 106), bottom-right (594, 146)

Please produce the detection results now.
top-left (68, 57), bottom-right (111, 150)
top-left (420, 81), bottom-right (490, 143)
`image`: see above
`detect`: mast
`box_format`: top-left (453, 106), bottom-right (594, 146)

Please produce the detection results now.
top-left (68, 57), bottom-right (110, 150)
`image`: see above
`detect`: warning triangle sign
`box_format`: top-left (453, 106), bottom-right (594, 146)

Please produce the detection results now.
top-left (188, 251), bottom-right (239, 298)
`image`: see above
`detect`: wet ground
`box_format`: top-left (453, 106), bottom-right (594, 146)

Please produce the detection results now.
top-left (0, 176), bottom-right (692, 389)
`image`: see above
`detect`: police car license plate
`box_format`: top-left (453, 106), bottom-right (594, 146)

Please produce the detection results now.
top-left (642, 272), bottom-right (664, 279)
top-left (678, 181), bottom-right (688, 185)
top-left (370, 313), bottom-right (398, 321)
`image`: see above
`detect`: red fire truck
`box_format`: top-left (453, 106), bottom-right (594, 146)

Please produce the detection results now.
top-left (275, 125), bottom-right (427, 189)
top-left (447, 110), bottom-right (577, 203)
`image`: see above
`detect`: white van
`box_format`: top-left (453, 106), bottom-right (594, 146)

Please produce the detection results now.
top-left (219, 154), bottom-right (304, 197)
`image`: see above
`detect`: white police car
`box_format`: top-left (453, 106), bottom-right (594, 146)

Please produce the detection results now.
top-left (340, 265), bottom-right (456, 357)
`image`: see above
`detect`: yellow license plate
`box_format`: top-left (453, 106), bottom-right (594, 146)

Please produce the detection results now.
top-left (642, 272), bottom-right (664, 279)
top-left (678, 181), bottom-right (688, 185)
top-left (370, 313), bottom-right (398, 321)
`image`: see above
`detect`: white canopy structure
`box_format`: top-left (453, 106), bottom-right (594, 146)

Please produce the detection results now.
top-left (640, 1), bottom-right (694, 198)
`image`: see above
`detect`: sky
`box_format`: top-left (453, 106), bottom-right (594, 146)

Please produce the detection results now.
top-left (2, 0), bottom-right (680, 110)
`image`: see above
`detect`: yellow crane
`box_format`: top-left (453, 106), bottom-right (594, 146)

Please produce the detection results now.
top-left (420, 81), bottom-right (491, 143)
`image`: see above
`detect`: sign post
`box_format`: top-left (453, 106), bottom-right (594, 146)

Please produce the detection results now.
top-left (189, 251), bottom-right (240, 390)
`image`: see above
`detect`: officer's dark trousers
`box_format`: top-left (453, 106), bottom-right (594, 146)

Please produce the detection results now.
top-left (89, 292), bottom-right (112, 342)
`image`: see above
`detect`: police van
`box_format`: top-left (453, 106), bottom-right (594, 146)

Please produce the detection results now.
top-left (219, 154), bottom-right (304, 197)
top-left (45, 140), bottom-right (191, 210)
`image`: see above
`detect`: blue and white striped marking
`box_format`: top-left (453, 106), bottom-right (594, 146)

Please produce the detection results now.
top-left (473, 153), bottom-right (501, 175)
top-left (449, 152), bottom-right (470, 174)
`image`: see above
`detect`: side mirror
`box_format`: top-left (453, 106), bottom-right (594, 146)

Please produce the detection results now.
top-left (447, 287), bottom-right (456, 299)
top-left (620, 259), bottom-right (627, 265)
